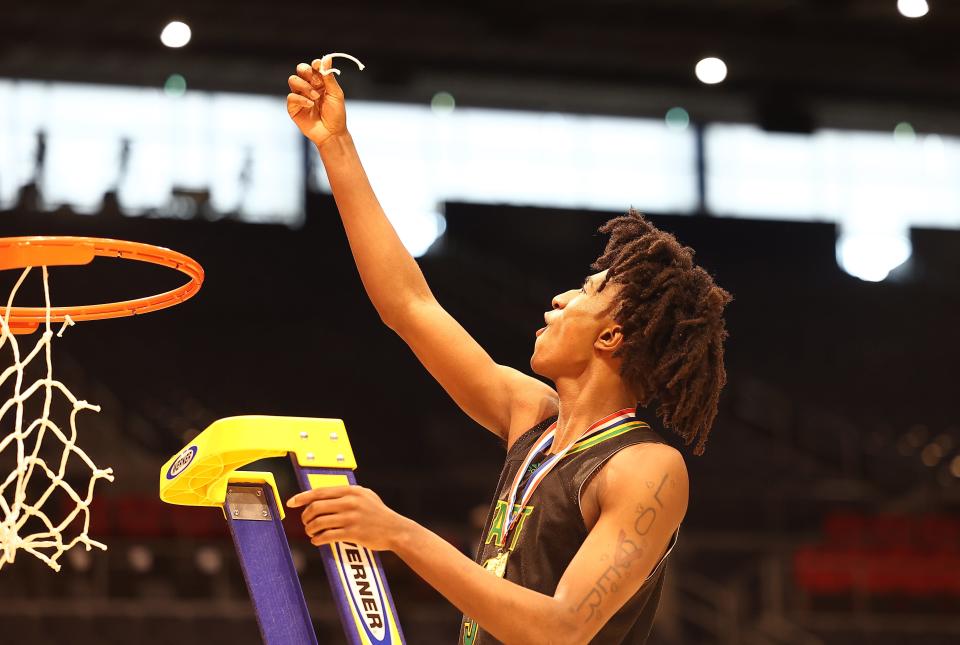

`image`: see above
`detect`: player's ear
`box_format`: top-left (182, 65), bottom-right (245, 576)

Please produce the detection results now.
top-left (595, 324), bottom-right (623, 353)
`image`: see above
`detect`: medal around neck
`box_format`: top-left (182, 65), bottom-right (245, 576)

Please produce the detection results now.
top-left (483, 550), bottom-right (510, 578)
top-left (499, 408), bottom-right (639, 552)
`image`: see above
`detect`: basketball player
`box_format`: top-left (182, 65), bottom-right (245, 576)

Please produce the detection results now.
top-left (285, 56), bottom-right (732, 644)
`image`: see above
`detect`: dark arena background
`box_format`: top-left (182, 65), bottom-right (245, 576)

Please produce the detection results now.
top-left (2, 1), bottom-right (960, 644)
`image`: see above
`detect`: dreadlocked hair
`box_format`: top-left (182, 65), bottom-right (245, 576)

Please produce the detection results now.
top-left (593, 209), bottom-right (732, 455)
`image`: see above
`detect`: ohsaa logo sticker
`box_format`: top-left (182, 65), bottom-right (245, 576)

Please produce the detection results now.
top-left (335, 541), bottom-right (391, 643)
top-left (166, 445), bottom-right (198, 480)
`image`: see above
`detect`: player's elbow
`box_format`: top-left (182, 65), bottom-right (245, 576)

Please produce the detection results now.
top-left (378, 305), bottom-right (412, 335)
top-left (378, 296), bottom-right (434, 334)
top-left (378, 308), bottom-right (400, 332)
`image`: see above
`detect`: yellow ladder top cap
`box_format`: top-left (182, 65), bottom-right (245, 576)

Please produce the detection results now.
top-left (159, 415), bottom-right (356, 507)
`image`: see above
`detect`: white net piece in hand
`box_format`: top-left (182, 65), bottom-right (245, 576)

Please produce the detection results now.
top-left (0, 266), bottom-right (113, 572)
top-left (318, 52), bottom-right (365, 76)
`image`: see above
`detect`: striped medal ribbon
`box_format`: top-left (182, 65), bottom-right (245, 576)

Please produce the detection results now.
top-left (500, 407), bottom-right (639, 544)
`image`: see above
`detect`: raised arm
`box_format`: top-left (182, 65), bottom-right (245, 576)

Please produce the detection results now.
top-left (286, 57), bottom-right (556, 442)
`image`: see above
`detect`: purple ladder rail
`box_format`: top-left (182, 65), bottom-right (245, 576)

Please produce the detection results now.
top-left (225, 482), bottom-right (318, 645)
top-left (291, 463), bottom-right (407, 645)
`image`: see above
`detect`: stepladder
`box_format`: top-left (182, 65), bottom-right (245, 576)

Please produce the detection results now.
top-left (160, 416), bottom-right (407, 645)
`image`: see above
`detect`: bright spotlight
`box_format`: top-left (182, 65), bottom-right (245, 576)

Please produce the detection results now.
top-left (836, 231), bottom-right (912, 282)
top-left (695, 57), bottom-right (727, 85)
top-left (160, 21), bottom-right (192, 48)
top-left (897, 0), bottom-right (929, 19)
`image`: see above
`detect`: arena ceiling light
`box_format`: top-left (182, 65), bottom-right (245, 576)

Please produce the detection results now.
top-left (695, 57), bottom-right (727, 85)
top-left (160, 20), bottom-right (192, 48)
top-left (836, 230), bottom-right (912, 282)
top-left (897, 0), bottom-right (929, 19)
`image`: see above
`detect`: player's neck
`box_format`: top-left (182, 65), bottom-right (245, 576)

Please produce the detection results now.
top-left (547, 366), bottom-right (635, 456)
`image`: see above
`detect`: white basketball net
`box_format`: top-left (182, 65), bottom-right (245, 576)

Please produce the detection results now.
top-left (0, 266), bottom-right (113, 572)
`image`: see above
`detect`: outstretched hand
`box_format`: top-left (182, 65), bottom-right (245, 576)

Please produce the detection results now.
top-left (287, 56), bottom-right (347, 147)
top-left (287, 485), bottom-right (409, 552)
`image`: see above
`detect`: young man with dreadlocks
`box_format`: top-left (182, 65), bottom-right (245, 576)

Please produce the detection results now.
top-left (285, 56), bottom-right (732, 644)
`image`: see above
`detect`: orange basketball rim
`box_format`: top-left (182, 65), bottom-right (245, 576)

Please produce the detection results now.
top-left (0, 236), bottom-right (204, 334)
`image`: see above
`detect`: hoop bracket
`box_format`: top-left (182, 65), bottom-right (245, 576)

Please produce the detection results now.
top-left (0, 236), bottom-right (203, 333)
top-left (0, 238), bottom-right (95, 271)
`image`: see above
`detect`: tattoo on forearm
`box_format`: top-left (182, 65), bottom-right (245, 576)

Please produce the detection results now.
top-left (574, 472), bottom-right (672, 622)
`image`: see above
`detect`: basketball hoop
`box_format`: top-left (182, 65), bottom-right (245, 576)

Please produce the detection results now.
top-left (0, 236), bottom-right (203, 571)
top-left (0, 236), bottom-right (204, 334)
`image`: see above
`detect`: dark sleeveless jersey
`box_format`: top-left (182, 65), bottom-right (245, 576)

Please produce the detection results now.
top-left (459, 414), bottom-right (679, 645)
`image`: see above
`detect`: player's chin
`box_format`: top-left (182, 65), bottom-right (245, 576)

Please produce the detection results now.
top-left (529, 346), bottom-right (550, 378)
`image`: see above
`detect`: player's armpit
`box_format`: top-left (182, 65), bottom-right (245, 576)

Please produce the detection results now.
top-left (391, 298), bottom-right (557, 441)
top-left (551, 444), bottom-right (688, 645)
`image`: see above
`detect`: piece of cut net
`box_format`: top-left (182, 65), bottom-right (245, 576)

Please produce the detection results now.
top-left (0, 266), bottom-right (113, 572)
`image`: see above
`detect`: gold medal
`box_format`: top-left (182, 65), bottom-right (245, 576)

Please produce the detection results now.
top-left (482, 549), bottom-right (510, 578)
